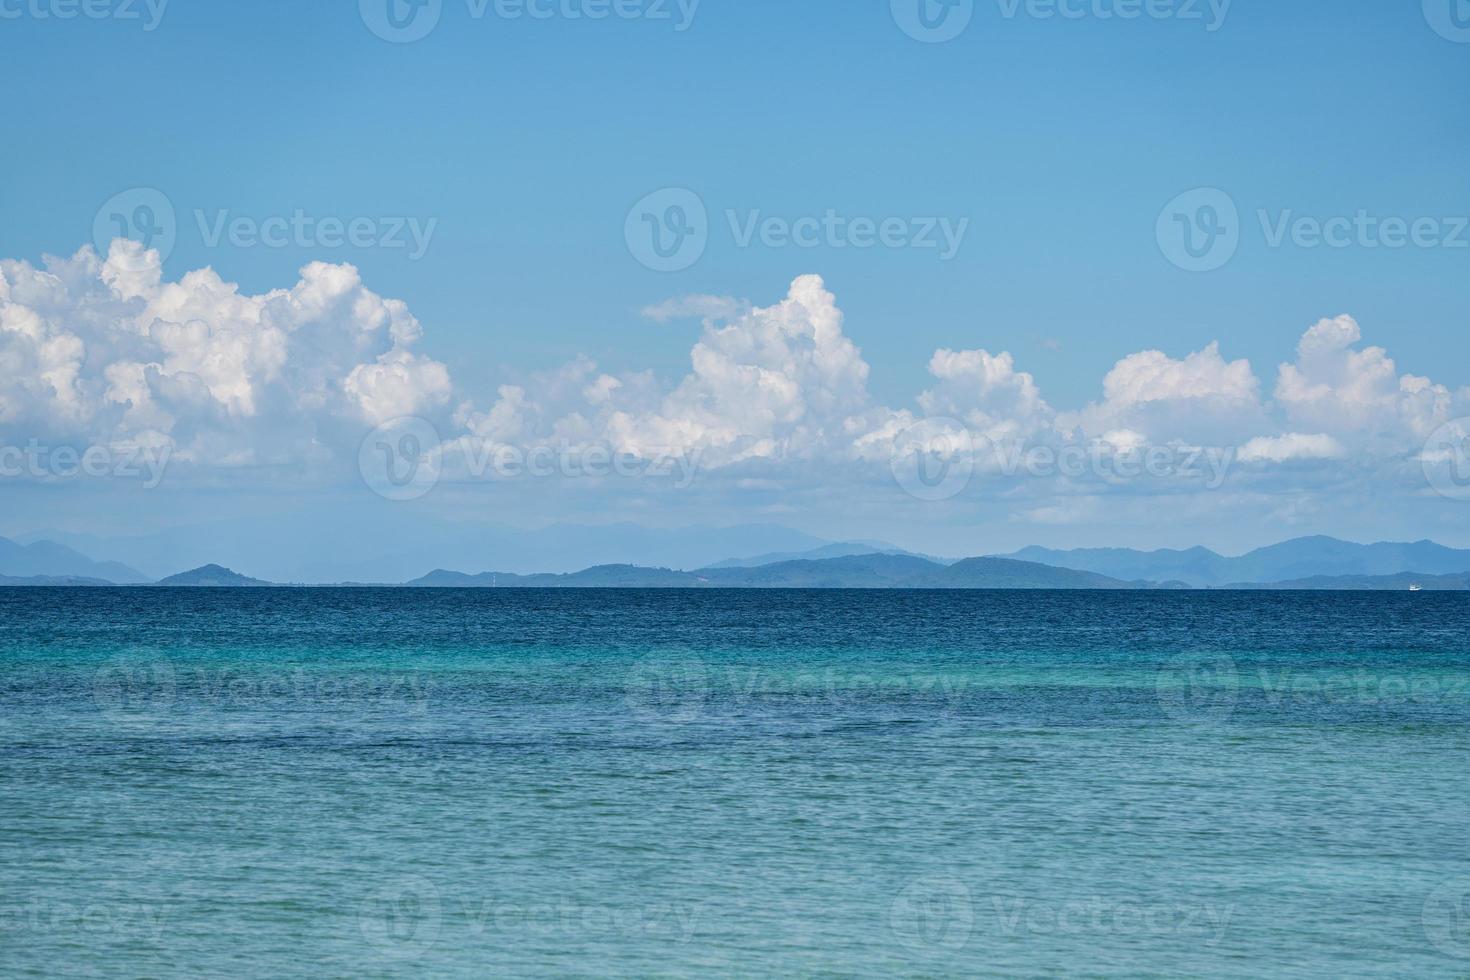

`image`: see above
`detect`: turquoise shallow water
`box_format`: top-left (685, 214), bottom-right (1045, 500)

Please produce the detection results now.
top-left (2, 588), bottom-right (1469, 977)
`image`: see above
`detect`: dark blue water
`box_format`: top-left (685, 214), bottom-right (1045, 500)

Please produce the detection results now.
top-left (3, 588), bottom-right (1468, 977)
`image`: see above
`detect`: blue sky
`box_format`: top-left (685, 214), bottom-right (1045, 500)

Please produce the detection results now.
top-left (1, 0), bottom-right (1469, 565)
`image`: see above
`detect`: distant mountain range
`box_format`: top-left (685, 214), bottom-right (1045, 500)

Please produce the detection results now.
top-left (410, 554), bottom-right (1144, 589)
top-left (1000, 536), bottom-right (1470, 587)
top-left (3, 534), bottom-right (1470, 590)
top-left (0, 573), bottom-right (117, 587)
top-left (705, 542), bottom-right (953, 569)
top-left (23, 516), bottom-right (1470, 588)
top-left (0, 537), bottom-right (150, 584)
top-left (17, 520), bottom-right (844, 583)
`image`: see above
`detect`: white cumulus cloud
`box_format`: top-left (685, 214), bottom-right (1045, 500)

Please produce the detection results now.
top-left (1237, 433), bottom-right (1346, 464)
top-left (3, 246), bottom-right (1465, 512)
top-left (0, 240), bottom-right (451, 469)
top-left (1275, 314), bottom-right (1459, 449)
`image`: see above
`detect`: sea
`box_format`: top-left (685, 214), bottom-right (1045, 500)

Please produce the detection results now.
top-left (2, 587), bottom-right (1468, 978)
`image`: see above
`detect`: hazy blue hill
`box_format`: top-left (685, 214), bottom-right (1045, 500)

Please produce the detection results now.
top-left (916, 557), bottom-right (1142, 590)
top-left (1006, 545), bottom-right (1228, 585)
top-left (411, 557), bottom-right (939, 588)
top-left (561, 565), bottom-right (698, 587)
top-left (706, 542), bottom-right (887, 569)
top-left (0, 573), bottom-right (115, 586)
top-left (701, 553), bottom-right (944, 588)
top-left (706, 542), bottom-right (952, 569)
top-left (155, 565), bottom-right (273, 587)
top-left (1231, 571), bottom-right (1470, 591)
top-left (1003, 537), bottom-right (1470, 587)
top-left (407, 570), bottom-right (523, 587)
top-left (0, 537), bottom-right (149, 584)
top-left (408, 565), bottom-right (699, 588)
top-left (1231, 537), bottom-right (1470, 581)
top-left (407, 554), bottom-right (1140, 589)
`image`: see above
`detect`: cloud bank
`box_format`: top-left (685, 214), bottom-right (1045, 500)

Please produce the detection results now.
top-left (2, 240), bottom-right (1466, 509)
top-left (1, 241), bottom-right (450, 473)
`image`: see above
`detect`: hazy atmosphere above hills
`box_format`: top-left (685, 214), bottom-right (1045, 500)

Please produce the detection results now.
top-left (5, 530), bottom-right (1470, 590)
